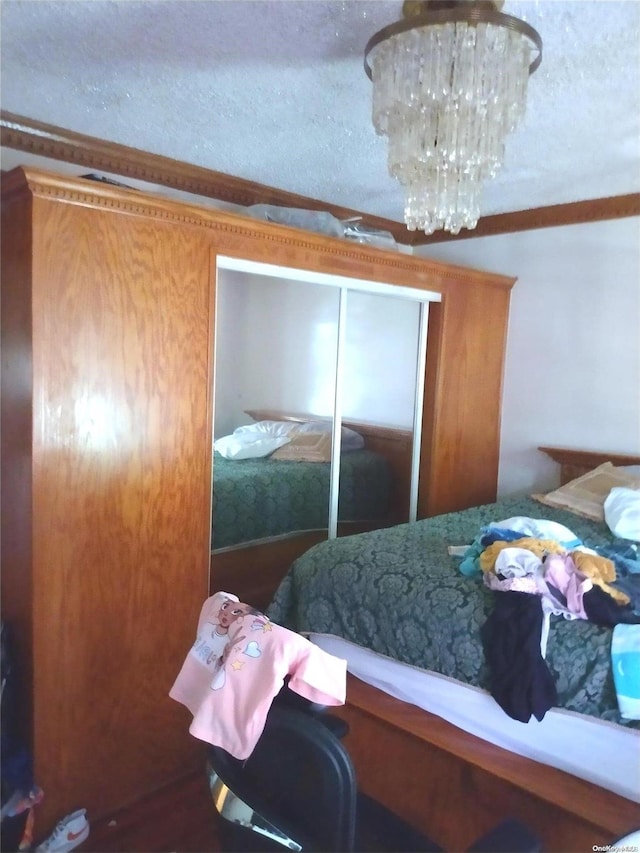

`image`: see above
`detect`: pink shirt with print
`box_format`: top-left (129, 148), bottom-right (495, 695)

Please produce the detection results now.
top-left (169, 591), bottom-right (347, 759)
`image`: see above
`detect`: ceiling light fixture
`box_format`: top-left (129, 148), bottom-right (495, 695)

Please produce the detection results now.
top-left (364, 0), bottom-right (542, 236)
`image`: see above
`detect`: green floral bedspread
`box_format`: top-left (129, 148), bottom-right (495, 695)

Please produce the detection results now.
top-left (212, 449), bottom-right (391, 549)
top-left (267, 495), bottom-right (637, 726)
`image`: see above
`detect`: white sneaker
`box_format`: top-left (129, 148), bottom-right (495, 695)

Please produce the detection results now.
top-left (35, 809), bottom-right (90, 852)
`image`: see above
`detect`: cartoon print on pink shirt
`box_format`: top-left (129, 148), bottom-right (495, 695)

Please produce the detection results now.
top-left (216, 611), bottom-right (278, 686)
top-left (208, 599), bottom-right (267, 690)
top-left (188, 597), bottom-right (261, 687)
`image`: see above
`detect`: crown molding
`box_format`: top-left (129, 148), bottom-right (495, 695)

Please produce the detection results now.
top-left (409, 192), bottom-right (640, 245)
top-left (0, 110), bottom-right (412, 243)
top-left (2, 111), bottom-right (638, 246)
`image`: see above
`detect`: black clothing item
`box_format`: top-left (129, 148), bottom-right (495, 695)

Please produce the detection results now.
top-left (583, 586), bottom-right (640, 628)
top-left (481, 591), bottom-right (557, 723)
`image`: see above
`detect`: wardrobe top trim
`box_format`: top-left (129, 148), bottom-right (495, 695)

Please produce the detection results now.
top-left (3, 166), bottom-right (516, 293)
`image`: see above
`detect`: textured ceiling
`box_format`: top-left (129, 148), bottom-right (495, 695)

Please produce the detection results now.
top-left (1, 0), bottom-right (640, 224)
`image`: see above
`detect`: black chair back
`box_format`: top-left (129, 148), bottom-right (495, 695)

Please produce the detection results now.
top-left (208, 704), bottom-right (357, 852)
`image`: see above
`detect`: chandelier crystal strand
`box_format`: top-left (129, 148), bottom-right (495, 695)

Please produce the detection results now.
top-left (367, 3), bottom-right (540, 235)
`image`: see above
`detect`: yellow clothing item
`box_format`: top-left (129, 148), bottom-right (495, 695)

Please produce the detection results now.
top-left (479, 538), bottom-right (565, 574)
top-left (570, 551), bottom-right (630, 606)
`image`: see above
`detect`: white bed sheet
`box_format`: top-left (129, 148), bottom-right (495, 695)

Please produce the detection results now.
top-left (310, 632), bottom-right (640, 804)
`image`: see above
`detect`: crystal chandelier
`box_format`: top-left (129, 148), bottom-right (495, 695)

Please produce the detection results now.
top-left (364, 0), bottom-right (542, 235)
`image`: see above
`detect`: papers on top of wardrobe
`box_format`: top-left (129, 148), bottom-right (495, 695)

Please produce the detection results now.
top-left (245, 205), bottom-right (398, 250)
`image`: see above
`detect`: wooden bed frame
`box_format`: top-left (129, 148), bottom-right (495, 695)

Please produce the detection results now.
top-left (211, 409), bottom-right (414, 609)
top-left (539, 445), bottom-right (640, 484)
top-left (333, 447), bottom-right (640, 852)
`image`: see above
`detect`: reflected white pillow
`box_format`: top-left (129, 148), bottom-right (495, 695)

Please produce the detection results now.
top-left (233, 420), bottom-right (299, 439)
top-left (604, 487), bottom-right (640, 541)
top-left (214, 432), bottom-right (290, 460)
top-left (235, 418), bottom-right (365, 450)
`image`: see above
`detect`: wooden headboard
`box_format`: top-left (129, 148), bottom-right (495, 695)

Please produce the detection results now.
top-left (539, 446), bottom-right (640, 484)
top-left (245, 408), bottom-right (413, 521)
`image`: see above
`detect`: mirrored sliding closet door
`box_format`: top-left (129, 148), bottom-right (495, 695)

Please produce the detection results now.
top-left (212, 267), bottom-right (340, 550)
top-left (212, 258), bottom-right (439, 554)
top-left (336, 289), bottom-right (425, 532)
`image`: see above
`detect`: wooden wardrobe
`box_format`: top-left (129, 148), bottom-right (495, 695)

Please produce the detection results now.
top-left (1, 167), bottom-right (514, 834)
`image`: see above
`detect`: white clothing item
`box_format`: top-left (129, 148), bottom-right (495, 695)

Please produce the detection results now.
top-left (491, 516), bottom-right (581, 547)
top-left (494, 547), bottom-right (543, 579)
top-left (604, 487), bottom-right (640, 541)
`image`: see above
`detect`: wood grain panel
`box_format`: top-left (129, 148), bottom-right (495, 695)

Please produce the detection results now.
top-left (25, 195), bottom-right (214, 828)
top-left (6, 165), bottom-right (510, 296)
top-left (83, 770), bottom-right (221, 853)
top-left (419, 275), bottom-right (514, 517)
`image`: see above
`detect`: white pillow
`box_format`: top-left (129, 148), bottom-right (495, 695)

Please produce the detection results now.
top-left (604, 487), bottom-right (640, 541)
top-left (214, 432), bottom-right (290, 460)
top-left (233, 420), bottom-right (299, 439)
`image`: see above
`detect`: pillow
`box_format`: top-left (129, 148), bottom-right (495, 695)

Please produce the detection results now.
top-left (233, 420), bottom-right (299, 439)
top-left (533, 462), bottom-right (640, 521)
top-left (295, 420), bottom-right (365, 451)
top-left (270, 432), bottom-right (333, 462)
top-left (604, 487), bottom-right (640, 540)
top-left (214, 432), bottom-right (290, 460)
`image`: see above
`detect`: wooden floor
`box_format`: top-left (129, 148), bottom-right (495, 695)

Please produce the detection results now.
top-left (81, 771), bottom-right (221, 853)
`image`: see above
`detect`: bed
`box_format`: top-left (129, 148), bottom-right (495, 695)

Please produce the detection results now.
top-left (267, 447), bottom-right (640, 851)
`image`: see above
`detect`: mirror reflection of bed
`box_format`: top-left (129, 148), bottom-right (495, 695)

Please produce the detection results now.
top-left (211, 265), bottom-right (427, 608)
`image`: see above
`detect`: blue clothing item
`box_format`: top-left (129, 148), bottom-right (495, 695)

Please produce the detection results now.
top-left (596, 541), bottom-right (640, 614)
top-left (612, 576), bottom-right (640, 615)
top-left (612, 624), bottom-right (640, 720)
top-left (596, 542), bottom-right (640, 576)
top-left (479, 527), bottom-right (526, 547)
top-left (459, 540), bottom-right (484, 577)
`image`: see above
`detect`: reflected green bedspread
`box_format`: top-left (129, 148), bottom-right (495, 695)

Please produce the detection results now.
top-left (268, 495), bottom-right (637, 725)
top-left (212, 449), bottom-right (391, 549)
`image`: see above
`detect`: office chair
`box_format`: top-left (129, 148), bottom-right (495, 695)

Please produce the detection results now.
top-left (207, 696), bottom-right (542, 853)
